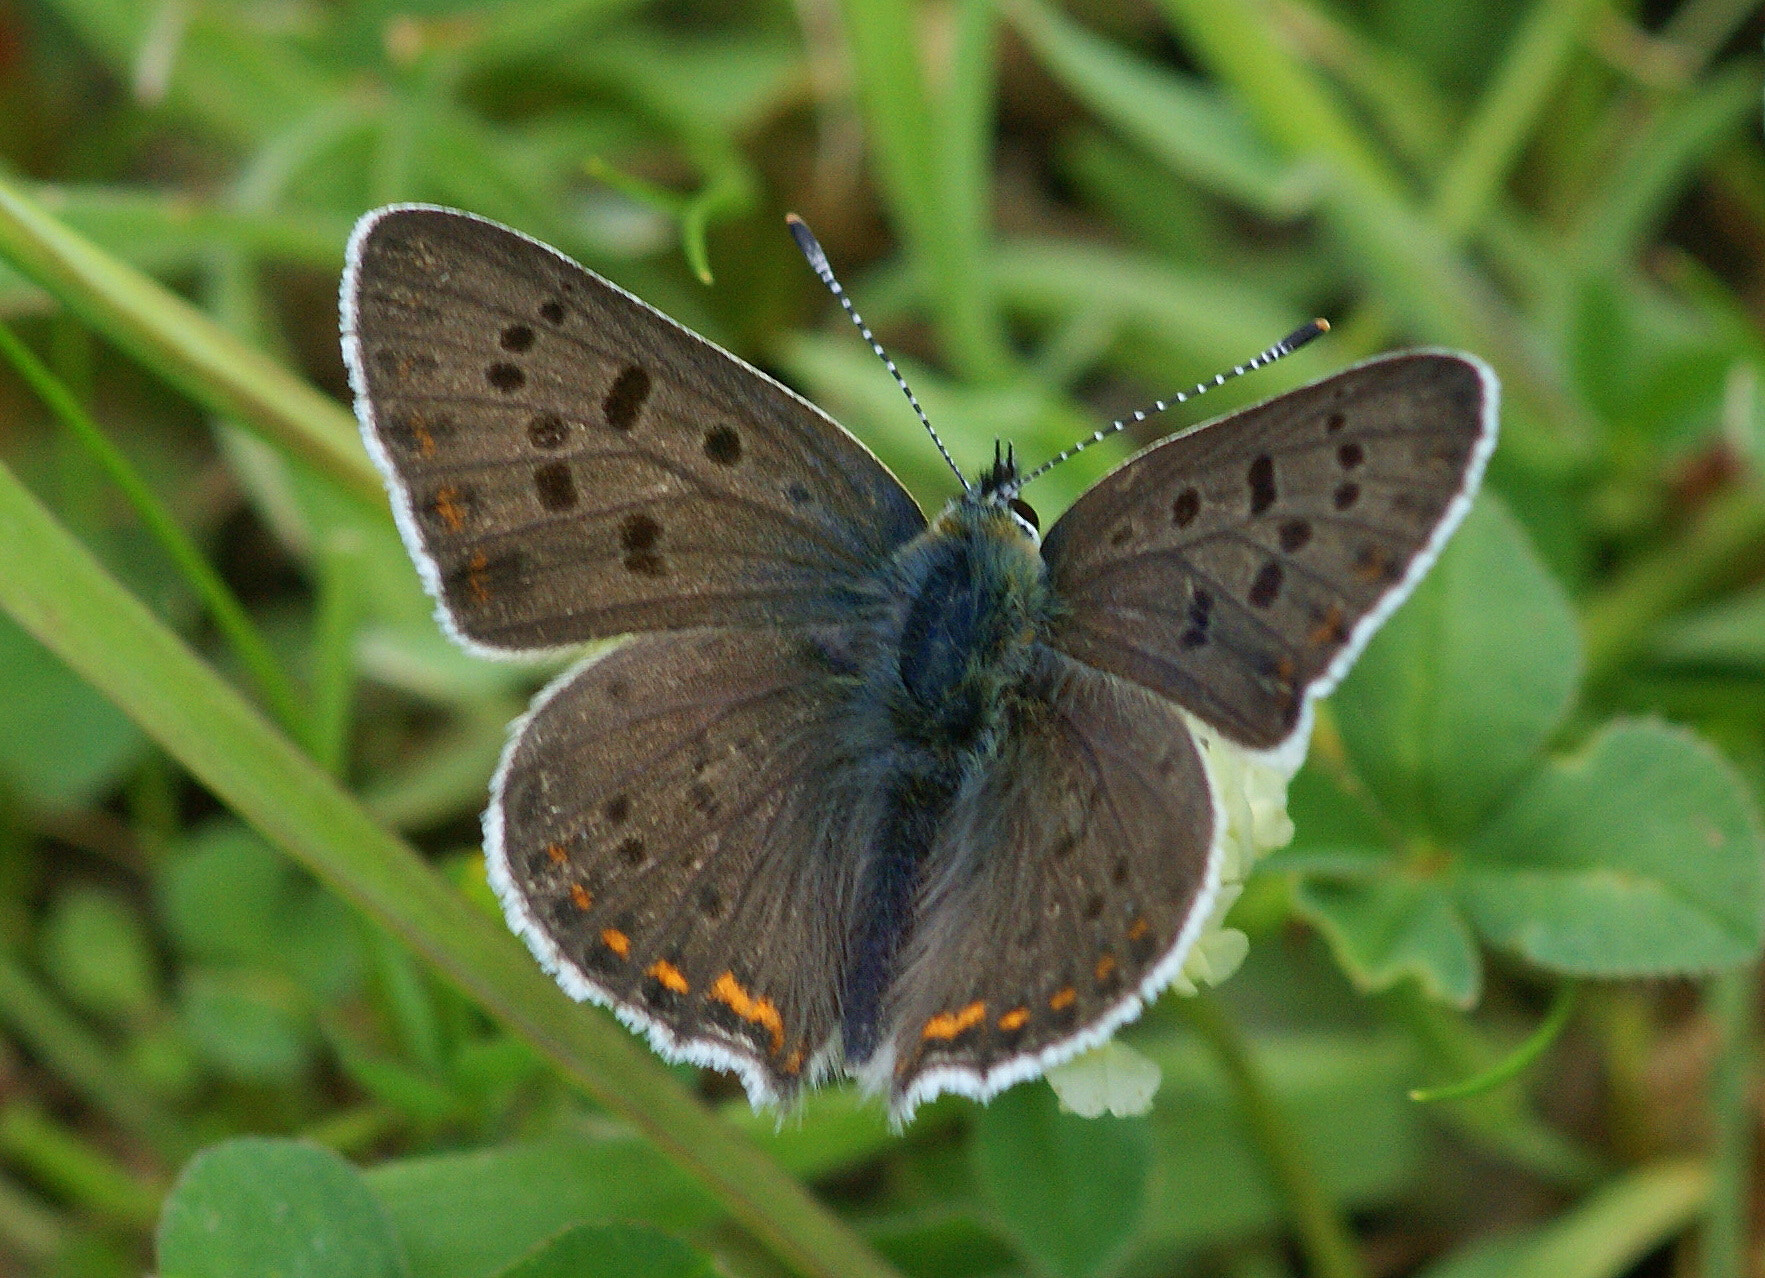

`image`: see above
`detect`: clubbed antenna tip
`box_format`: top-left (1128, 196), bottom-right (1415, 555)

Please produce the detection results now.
top-left (1021, 316), bottom-right (1334, 486)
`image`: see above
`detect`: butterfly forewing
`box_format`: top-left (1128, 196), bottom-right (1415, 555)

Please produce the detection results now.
top-left (490, 628), bottom-right (867, 1104)
top-left (875, 651), bottom-right (1218, 1115)
top-left (1041, 352), bottom-right (1496, 752)
top-left (343, 206), bottom-right (924, 654)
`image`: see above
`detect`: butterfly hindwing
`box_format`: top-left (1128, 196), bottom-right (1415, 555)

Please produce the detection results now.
top-left (1041, 352), bottom-right (1497, 753)
top-left (874, 650), bottom-right (1219, 1115)
top-left (489, 627), bottom-right (870, 1104)
top-left (342, 205), bottom-right (925, 655)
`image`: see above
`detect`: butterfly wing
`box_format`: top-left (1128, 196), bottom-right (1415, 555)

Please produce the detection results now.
top-left (490, 627), bottom-right (869, 1104)
top-left (873, 650), bottom-right (1219, 1117)
top-left (342, 205), bottom-right (925, 655)
top-left (1041, 351), bottom-right (1497, 755)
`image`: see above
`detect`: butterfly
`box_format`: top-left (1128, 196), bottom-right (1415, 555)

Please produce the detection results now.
top-left (340, 204), bottom-right (1497, 1120)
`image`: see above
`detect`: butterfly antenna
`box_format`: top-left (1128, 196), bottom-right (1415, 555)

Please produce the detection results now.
top-left (1020, 319), bottom-right (1331, 486)
top-left (787, 214), bottom-right (968, 490)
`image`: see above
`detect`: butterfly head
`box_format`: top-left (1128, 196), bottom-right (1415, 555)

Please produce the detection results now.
top-left (972, 441), bottom-right (1040, 541)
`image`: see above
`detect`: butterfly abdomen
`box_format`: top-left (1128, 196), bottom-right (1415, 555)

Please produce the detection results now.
top-left (840, 501), bottom-right (1050, 1065)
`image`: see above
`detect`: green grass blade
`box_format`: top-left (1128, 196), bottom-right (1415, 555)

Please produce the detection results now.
top-left (838, 0), bottom-right (1011, 381)
top-left (0, 175), bottom-right (381, 504)
top-left (0, 320), bottom-right (308, 741)
top-left (1430, 0), bottom-right (1608, 242)
top-left (1570, 59), bottom-right (1764, 271)
top-left (0, 458), bottom-right (903, 1278)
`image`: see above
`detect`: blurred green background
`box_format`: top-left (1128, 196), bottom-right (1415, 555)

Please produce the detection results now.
top-left (0, 0), bottom-right (1763, 1275)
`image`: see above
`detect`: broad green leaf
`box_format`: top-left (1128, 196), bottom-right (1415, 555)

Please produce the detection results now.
top-left (158, 820), bottom-right (365, 1001)
top-left (0, 613), bottom-right (143, 810)
top-left (366, 1086), bottom-right (903, 1278)
top-left (1331, 496), bottom-right (1580, 837)
top-left (40, 885), bottom-right (160, 1024)
top-left (1462, 720), bottom-right (1765, 974)
top-left (1294, 870), bottom-right (1482, 1007)
top-left (157, 1138), bottom-right (408, 1278)
top-left (493, 1223), bottom-right (716, 1278)
top-left (972, 1082), bottom-right (1149, 1278)
top-left (366, 1131), bottom-right (715, 1278)
top-left (177, 968), bottom-right (315, 1084)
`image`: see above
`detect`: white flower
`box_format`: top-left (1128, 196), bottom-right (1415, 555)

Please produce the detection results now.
top-left (1047, 1039), bottom-right (1163, 1117)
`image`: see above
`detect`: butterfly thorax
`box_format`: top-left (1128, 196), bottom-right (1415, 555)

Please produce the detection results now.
top-left (884, 498), bottom-right (1051, 758)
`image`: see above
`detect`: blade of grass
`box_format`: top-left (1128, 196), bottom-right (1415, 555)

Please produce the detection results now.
top-left (1007, 0), bottom-right (1319, 219)
top-left (0, 951), bottom-right (191, 1161)
top-left (1154, 0), bottom-right (1597, 470)
top-left (1582, 480), bottom-right (1765, 683)
top-left (838, 0), bottom-right (1011, 381)
top-left (0, 319), bottom-right (308, 740)
top-left (1430, 0), bottom-right (1609, 243)
top-left (0, 1099), bottom-right (164, 1228)
top-left (1700, 966), bottom-right (1757, 1278)
top-left (0, 175), bottom-right (381, 505)
top-left (0, 456), bottom-right (901, 1278)
top-left (1180, 995), bottom-right (1367, 1278)
top-left (1569, 58), bottom-right (1764, 271)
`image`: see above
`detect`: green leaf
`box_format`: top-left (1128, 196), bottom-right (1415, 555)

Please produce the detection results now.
top-left (1294, 870), bottom-right (1483, 1007)
top-left (1650, 585), bottom-right (1765, 669)
top-left (366, 1132), bottom-right (715, 1278)
top-left (1331, 496), bottom-right (1580, 837)
top-left (40, 885), bottom-right (160, 1023)
top-left (493, 1223), bottom-right (717, 1278)
top-left (0, 614), bottom-right (143, 810)
top-left (157, 1138), bottom-right (409, 1278)
top-left (972, 1083), bottom-right (1149, 1278)
top-left (1461, 720), bottom-right (1765, 975)
top-left (177, 968), bottom-right (315, 1084)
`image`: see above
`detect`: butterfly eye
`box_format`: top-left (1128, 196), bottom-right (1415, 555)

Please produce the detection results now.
top-left (1009, 497), bottom-right (1040, 531)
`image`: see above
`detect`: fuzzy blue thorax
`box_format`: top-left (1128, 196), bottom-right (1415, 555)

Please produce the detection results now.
top-left (839, 491), bottom-right (1053, 1062)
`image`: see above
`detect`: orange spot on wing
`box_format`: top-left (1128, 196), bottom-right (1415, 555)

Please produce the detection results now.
top-left (710, 972), bottom-right (785, 1054)
top-left (466, 551), bottom-right (491, 605)
top-left (569, 884), bottom-right (592, 910)
top-left (600, 928), bottom-right (630, 958)
top-left (411, 416), bottom-right (436, 457)
top-left (998, 1007), bottom-right (1030, 1032)
top-left (1127, 918), bottom-right (1150, 941)
top-left (1050, 987), bottom-right (1077, 1011)
top-left (1308, 603), bottom-right (1347, 648)
top-left (646, 960), bottom-right (689, 993)
top-left (1354, 546), bottom-right (1391, 582)
top-left (433, 484), bottom-right (466, 532)
top-left (546, 842), bottom-right (568, 864)
top-left (922, 1001), bottom-right (987, 1041)
top-left (1095, 954), bottom-right (1117, 981)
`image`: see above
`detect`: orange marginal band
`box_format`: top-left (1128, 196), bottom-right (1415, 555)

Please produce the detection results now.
top-left (998, 1007), bottom-right (1030, 1032)
top-left (711, 972), bottom-right (785, 1054)
top-left (600, 928), bottom-right (630, 958)
top-left (922, 1001), bottom-right (987, 1041)
top-left (646, 960), bottom-right (689, 994)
